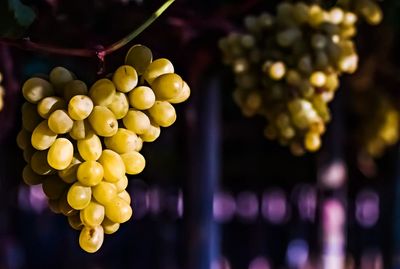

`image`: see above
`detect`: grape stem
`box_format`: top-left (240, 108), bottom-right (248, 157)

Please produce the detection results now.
top-left (0, 0), bottom-right (175, 60)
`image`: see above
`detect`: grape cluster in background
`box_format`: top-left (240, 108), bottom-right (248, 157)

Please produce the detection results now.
top-left (16, 45), bottom-right (190, 253)
top-left (219, 0), bottom-right (382, 155)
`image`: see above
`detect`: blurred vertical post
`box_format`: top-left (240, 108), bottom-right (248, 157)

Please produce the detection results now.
top-left (185, 72), bottom-right (221, 269)
top-left (317, 88), bottom-right (347, 269)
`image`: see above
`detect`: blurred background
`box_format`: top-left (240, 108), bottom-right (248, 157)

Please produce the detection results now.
top-left (0, 0), bottom-right (400, 268)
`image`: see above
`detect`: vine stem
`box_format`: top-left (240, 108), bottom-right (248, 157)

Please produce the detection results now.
top-left (0, 0), bottom-right (175, 60)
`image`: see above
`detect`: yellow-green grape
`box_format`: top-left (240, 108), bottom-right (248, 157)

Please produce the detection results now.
top-left (128, 86), bottom-right (156, 110)
top-left (152, 73), bottom-right (183, 100)
top-left (143, 58), bottom-right (174, 85)
top-left (59, 190), bottom-right (77, 216)
top-left (68, 95), bottom-right (94, 120)
top-left (304, 131), bottom-right (321, 152)
top-left (358, 0), bottom-right (382, 25)
top-left (70, 120), bottom-right (92, 140)
top-left (79, 226), bottom-right (104, 253)
top-left (80, 201), bottom-right (105, 227)
top-left (77, 132), bottom-right (102, 161)
top-left (118, 190), bottom-right (131, 204)
top-left (67, 182), bottom-right (92, 210)
top-left (98, 150), bottom-right (125, 182)
top-left (147, 101), bottom-right (176, 127)
top-left (58, 157), bottom-right (81, 184)
top-left (122, 109), bottom-right (151, 135)
top-left (135, 137), bottom-right (143, 151)
top-left (22, 165), bottom-right (44, 185)
top-left (169, 81), bottom-right (191, 104)
top-left (48, 110), bottom-right (73, 134)
top-left (88, 106), bottom-right (118, 137)
top-left (102, 217), bottom-right (120, 234)
top-left (22, 102), bottom-right (42, 132)
top-left (309, 71), bottom-right (326, 87)
top-left (22, 77), bottom-right (54, 104)
top-left (92, 181), bottom-right (118, 205)
top-left (47, 138), bottom-right (74, 170)
top-left (105, 197), bottom-right (132, 223)
top-left (49, 66), bottom-right (74, 94)
top-left (42, 175), bottom-right (68, 200)
top-left (120, 151), bottom-right (145, 175)
top-left (140, 123), bottom-right (160, 142)
top-left (89, 79), bottom-right (116, 106)
top-left (113, 175), bottom-right (128, 193)
top-left (37, 96), bottom-right (66, 119)
top-left (48, 199), bottom-right (61, 214)
top-left (68, 213), bottom-right (84, 230)
top-left (77, 161), bottom-right (104, 186)
top-left (107, 92), bottom-right (129, 119)
top-left (63, 80), bottom-right (88, 101)
top-left (104, 128), bottom-right (139, 154)
top-left (31, 120), bottom-right (57, 150)
top-left (16, 129), bottom-right (30, 150)
top-left (23, 145), bottom-right (35, 163)
top-left (125, 44), bottom-right (153, 75)
top-left (268, 62), bottom-right (286, 80)
top-left (112, 65), bottom-right (138, 93)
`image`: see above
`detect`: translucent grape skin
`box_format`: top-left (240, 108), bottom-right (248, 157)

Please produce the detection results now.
top-left (47, 138), bottom-right (74, 170)
top-left (98, 150), bottom-right (126, 182)
top-left (102, 217), bottom-right (120, 234)
top-left (152, 73), bottom-right (183, 100)
top-left (80, 201), bottom-right (105, 227)
top-left (147, 101), bottom-right (177, 127)
top-left (79, 225), bottom-right (104, 253)
top-left (143, 58), bottom-right (174, 85)
top-left (92, 181), bottom-right (118, 205)
top-left (104, 128), bottom-right (139, 154)
top-left (77, 132), bottom-right (102, 161)
top-left (120, 151), bottom-right (146, 175)
top-left (77, 161), bottom-right (104, 186)
top-left (89, 79), bottom-right (116, 106)
top-left (88, 106), bottom-right (118, 137)
top-left (68, 95), bottom-right (94, 120)
top-left (67, 182), bottom-right (92, 210)
top-left (105, 197), bottom-right (132, 223)
top-left (48, 110), bottom-right (74, 134)
top-left (122, 110), bottom-right (151, 135)
top-left (112, 65), bottom-right (138, 93)
top-left (31, 120), bottom-right (57, 150)
top-left (128, 86), bottom-right (155, 110)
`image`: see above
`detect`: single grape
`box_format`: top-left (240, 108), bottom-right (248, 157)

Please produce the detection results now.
top-left (81, 201), bottom-right (105, 228)
top-left (47, 138), bottom-right (74, 170)
top-left (88, 106), bottom-right (118, 137)
top-left (125, 44), bottom-right (153, 75)
top-left (120, 151), bottom-right (145, 175)
top-left (22, 77), bottom-right (54, 104)
top-left (68, 213), bottom-right (84, 230)
top-left (89, 79), bottom-right (116, 106)
top-left (63, 80), bottom-right (88, 101)
top-left (68, 95), bottom-right (94, 120)
top-left (128, 86), bottom-right (155, 110)
top-left (152, 73), bottom-right (183, 100)
top-left (67, 182), bottom-right (92, 210)
top-left (140, 123), bottom-right (161, 142)
top-left (104, 128), bottom-right (140, 154)
top-left (16, 129), bottom-right (30, 150)
top-left (104, 197), bottom-right (132, 223)
top-left (92, 181), bottom-right (118, 205)
top-left (59, 190), bottom-right (77, 216)
top-left (113, 175), bottom-right (128, 193)
top-left (107, 92), bottom-right (129, 119)
top-left (143, 58), bottom-right (174, 85)
top-left (102, 217), bottom-right (120, 234)
top-left (98, 150), bottom-right (126, 182)
top-left (48, 110), bottom-right (74, 134)
top-left (304, 131), bottom-right (321, 151)
top-left (37, 96), bottom-right (66, 119)
top-left (31, 150), bottom-right (55, 175)
top-left (122, 109), bottom-right (151, 135)
top-left (118, 190), bottom-right (131, 204)
top-left (22, 165), bottom-right (45, 185)
top-left (42, 175), bottom-right (68, 200)
top-left (58, 157), bottom-right (81, 184)
top-left (147, 101), bottom-right (176, 127)
top-left (22, 102), bottom-right (43, 132)
top-left (169, 81), bottom-right (191, 104)
top-left (112, 65), bottom-right (138, 93)
top-left (77, 132), bottom-right (102, 161)
top-left (77, 161), bottom-right (104, 186)
top-left (70, 120), bottom-right (92, 140)
top-left (49, 66), bottom-right (74, 94)
top-left (79, 225), bottom-right (104, 253)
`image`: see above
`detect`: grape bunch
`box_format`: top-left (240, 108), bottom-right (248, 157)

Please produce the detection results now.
top-left (337, 0), bottom-right (383, 25)
top-left (16, 45), bottom-right (190, 253)
top-left (0, 72), bottom-right (4, 111)
top-left (219, 1), bottom-right (381, 155)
